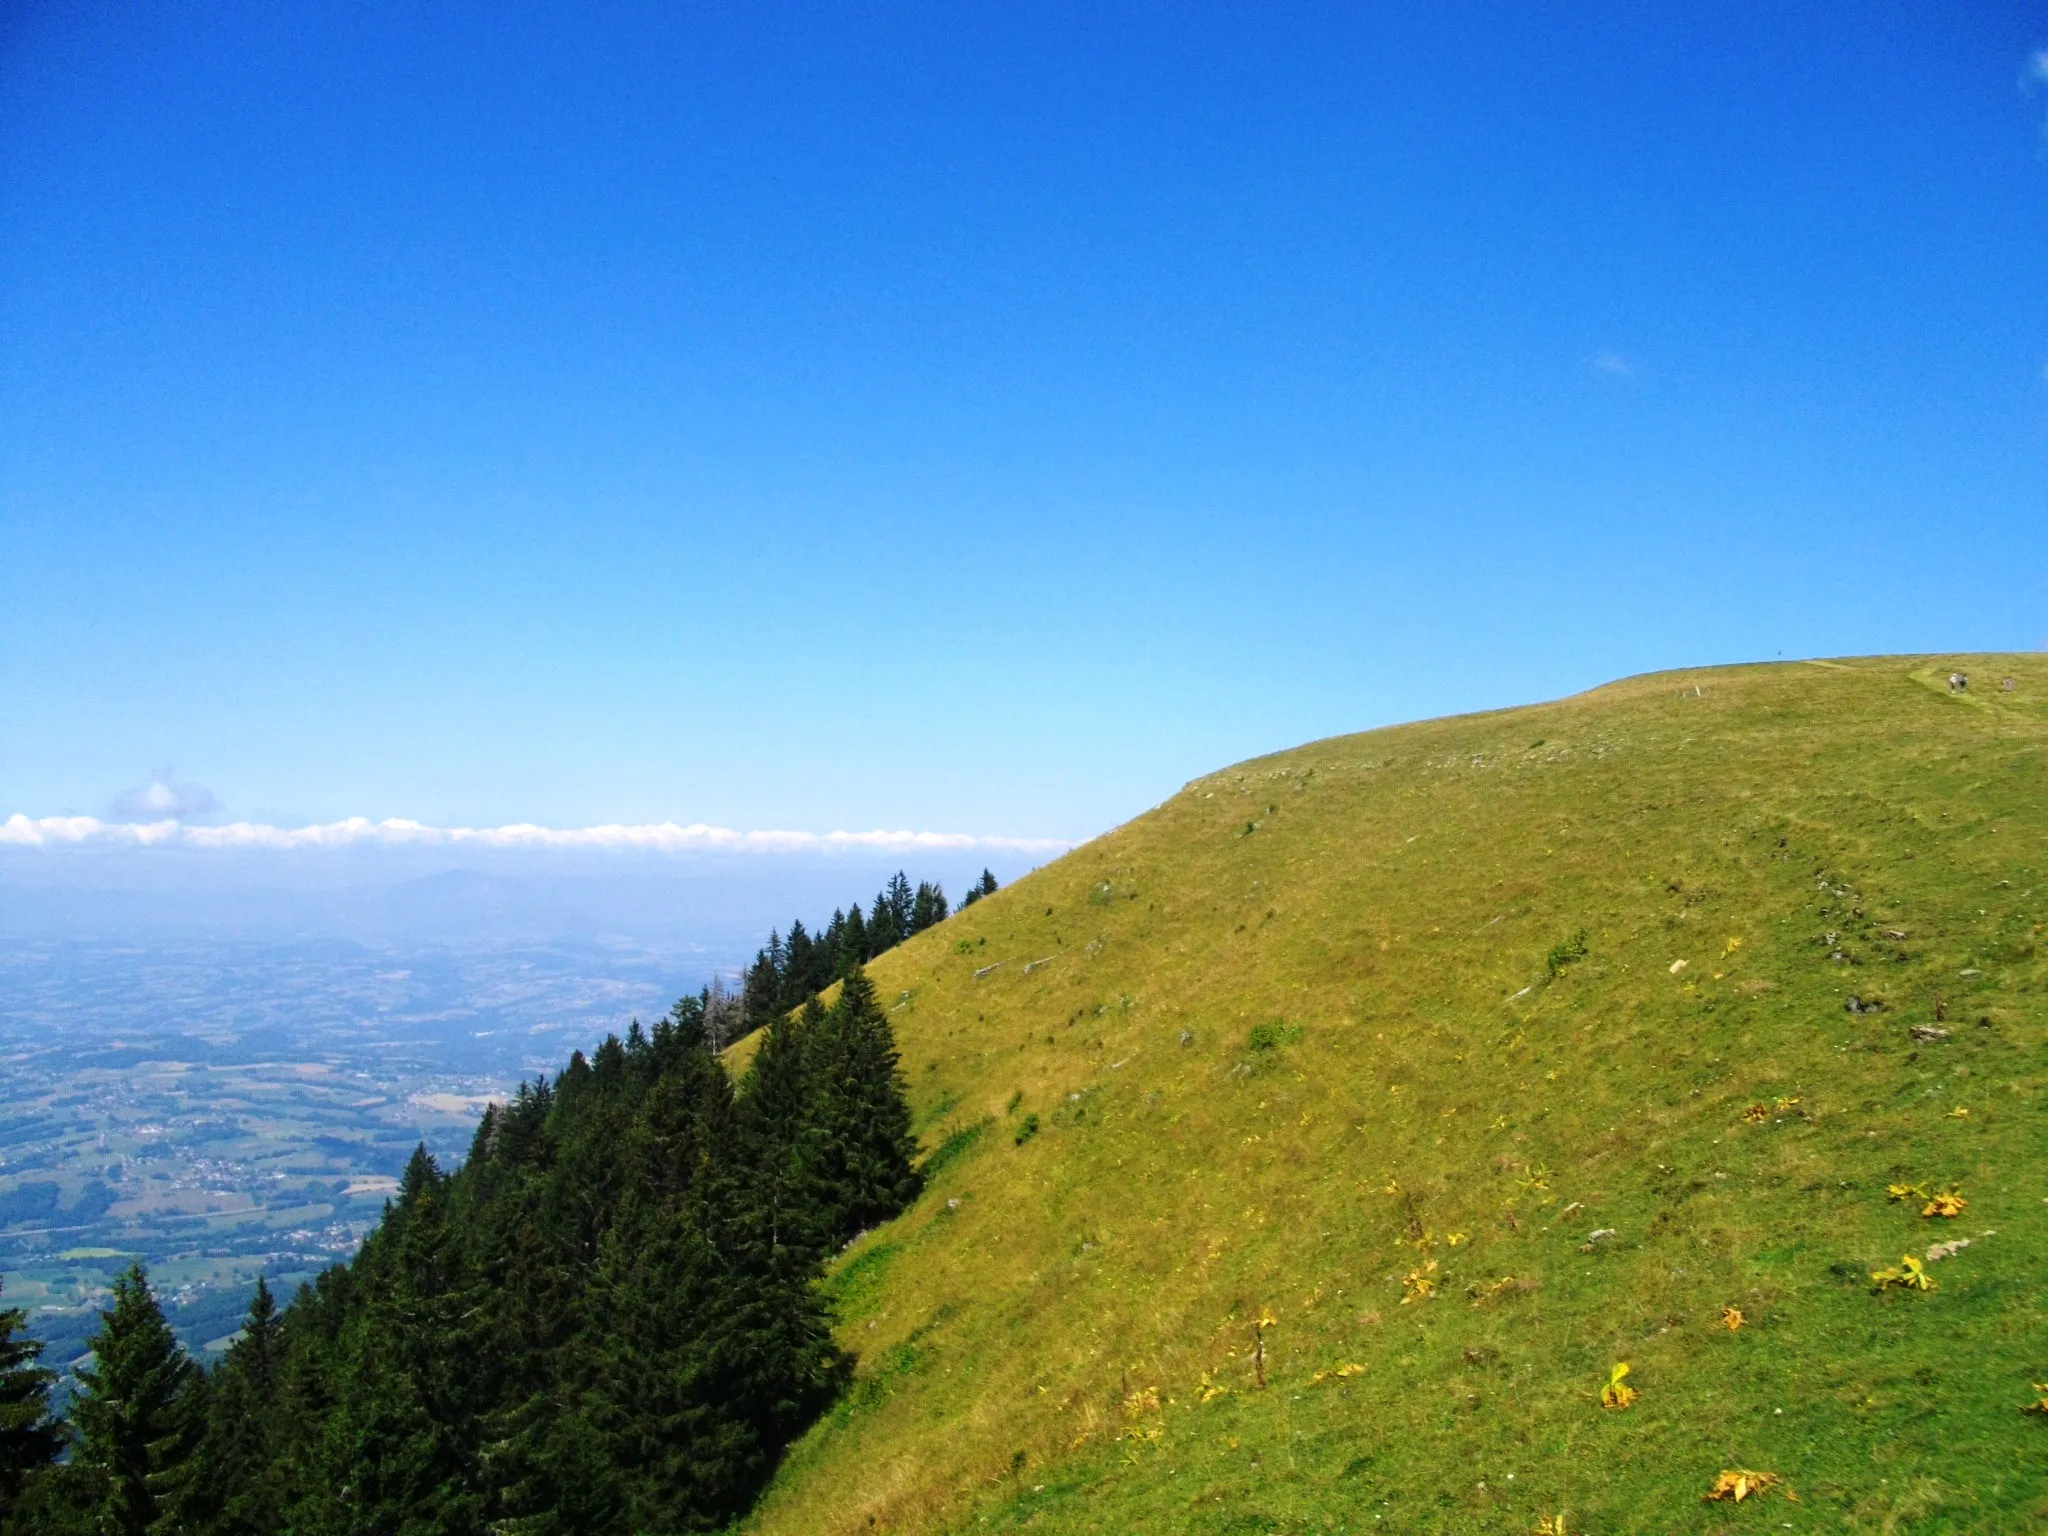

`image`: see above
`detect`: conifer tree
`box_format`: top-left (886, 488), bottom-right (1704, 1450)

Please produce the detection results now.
top-left (318, 1148), bottom-right (489, 1536)
top-left (837, 903), bottom-right (868, 977)
top-left (0, 1277), bottom-right (60, 1516)
top-left (910, 880), bottom-right (948, 934)
top-left (181, 1277), bottom-right (284, 1536)
top-left (69, 1263), bottom-right (200, 1536)
top-left (804, 967), bottom-right (922, 1247)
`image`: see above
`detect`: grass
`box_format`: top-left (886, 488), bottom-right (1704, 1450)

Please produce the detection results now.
top-left (739, 655), bottom-right (2048, 1535)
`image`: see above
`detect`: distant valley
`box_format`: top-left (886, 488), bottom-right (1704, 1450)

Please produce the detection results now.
top-left (0, 936), bottom-right (731, 1369)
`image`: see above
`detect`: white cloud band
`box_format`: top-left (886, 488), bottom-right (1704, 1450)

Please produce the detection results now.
top-left (0, 814), bottom-right (1073, 856)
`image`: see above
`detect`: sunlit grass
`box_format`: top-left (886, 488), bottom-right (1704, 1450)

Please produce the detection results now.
top-left (742, 655), bottom-right (2048, 1535)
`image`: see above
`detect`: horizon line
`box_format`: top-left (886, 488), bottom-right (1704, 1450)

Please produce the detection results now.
top-left (0, 813), bottom-right (1077, 856)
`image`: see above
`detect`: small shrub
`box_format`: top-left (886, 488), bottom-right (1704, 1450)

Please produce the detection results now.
top-left (1546, 930), bottom-right (1589, 976)
top-left (1246, 1021), bottom-right (1302, 1052)
top-left (1005, 1090), bottom-right (1023, 1113)
top-left (1013, 1113), bottom-right (1040, 1146)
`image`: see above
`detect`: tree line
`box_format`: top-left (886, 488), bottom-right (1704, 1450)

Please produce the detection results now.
top-left (0, 964), bottom-right (924, 1535)
top-left (739, 867), bottom-right (997, 1034)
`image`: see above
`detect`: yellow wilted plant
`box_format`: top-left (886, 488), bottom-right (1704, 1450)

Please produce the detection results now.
top-left (1196, 1370), bottom-right (1229, 1404)
top-left (1533, 1514), bottom-right (1570, 1536)
top-left (2023, 1384), bottom-right (2048, 1416)
top-left (1886, 1181), bottom-right (1926, 1203)
top-left (1599, 1361), bottom-right (1637, 1409)
top-left (1309, 1362), bottom-right (1365, 1385)
top-left (1400, 1260), bottom-right (1438, 1304)
top-left (1720, 1306), bottom-right (1744, 1331)
top-left (1871, 1254), bottom-right (1936, 1292)
top-left (1922, 1186), bottom-right (1966, 1219)
top-left (1703, 1469), bottom-right (1791, 1503)
top-left (1742, 1103), bottom-right (1768, 1124)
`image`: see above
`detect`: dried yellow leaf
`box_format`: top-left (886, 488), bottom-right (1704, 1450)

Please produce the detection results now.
top-left (1921, 1187), bottom-right (1966, 1219)
top-left (1400, 1260), bottom-right (1438, 1304)
top-left (1742, 1103), bottom-right (1768, 1124)
top-left (1720, 1305), bottom-right (1744, 1331)
top-left (1703, 1468), bottom-right (1790, 1503)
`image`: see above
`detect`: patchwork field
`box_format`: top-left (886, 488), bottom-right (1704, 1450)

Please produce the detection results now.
top-left (0, 939), bottom-right (711, 1367)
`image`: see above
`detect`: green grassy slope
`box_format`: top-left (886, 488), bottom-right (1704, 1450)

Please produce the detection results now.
top-left (745, 656), bottom-right (2048, 1535)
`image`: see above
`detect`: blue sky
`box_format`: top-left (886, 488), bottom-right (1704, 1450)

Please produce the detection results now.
top-left (4, 1), bottom-right (2046, 849)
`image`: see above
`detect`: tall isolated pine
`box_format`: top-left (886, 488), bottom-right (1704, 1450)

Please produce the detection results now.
top-left (0, 1277), bottom-right (60, 1516)
top-left (805, 966), bottom-right (922, 1248)
top-left (69, 1263), bottom-right (200, 1536)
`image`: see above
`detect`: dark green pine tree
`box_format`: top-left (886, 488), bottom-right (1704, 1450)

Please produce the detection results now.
top-left (180, 1277), bottom-right (285, 1536)
top-left (737, 997), bottom-right (827, 1262)
top-left (781, 920), bottom-right (820, 1011)
top-left (317, 1147), bottom-right (489, 1536)
top-left (960, 868), bottom-right (999, 907)
top-left (588, 1054), bottom-right (844, 1533)
top-left (836, 903), bottom-right (869, 978)
top-left (68, 1263), bottom-right (200, 1536)
top-left (0, 1276), bottom-right (60, 1517)
top-left (805, 967), bottom-right (922, 1246)
top-left (909, 880), bottom-right (948, 935)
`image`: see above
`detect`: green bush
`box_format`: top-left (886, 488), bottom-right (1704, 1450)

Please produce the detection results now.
top-left (1545, 929), bottom-right (1589, 976)
top-left (1245, 1021), bottom-right (1301, 1052)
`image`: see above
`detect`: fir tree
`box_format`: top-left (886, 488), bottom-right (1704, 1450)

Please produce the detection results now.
top-left (181, 1277), bottom-right (284, 1536)
top-left (910, 880), bottom-right (948, 934)
top-left (0, 1277), bottom-right (60, 1516)
top-left (960, 868), bottom-right (999, 907)
top-left (69, 1263), bottom-right (199, 1536)
top-left (804, 967), bottom-right (922, 1247)
top-left (837, 903), bottom-right (869, 977)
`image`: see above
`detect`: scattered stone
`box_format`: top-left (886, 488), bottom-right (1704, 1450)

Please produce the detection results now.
top-left (974, 961), bottom-right (1005, 979)
top-left (1845, 995), bottom-right (1884, 1014)
top-left (1909, 1024), bottom-right (1952, 1042)
top-left (1924, 1238), bottom-right (1970, 1262)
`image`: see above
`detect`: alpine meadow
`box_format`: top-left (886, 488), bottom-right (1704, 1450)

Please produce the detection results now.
top-left (734, 655), bottom-right (2048, 1534)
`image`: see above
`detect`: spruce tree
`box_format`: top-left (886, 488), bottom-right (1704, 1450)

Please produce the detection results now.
top-left (910, 880), bottom-right (948, 934)
top-left (181, 1277), bottom-right (284, 1536)
top-left (69, 1263), bottom-right (199, 1536)
top-left (0, 1277), bottom-right (59, 1515)
top-left (805, 967), bottom-right (922, 1247)
top-left (837, 904), bottom-right (868, 977)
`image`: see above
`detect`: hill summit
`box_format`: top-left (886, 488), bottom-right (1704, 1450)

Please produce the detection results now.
top-left (744, 656), bottom-right (2048, 1535)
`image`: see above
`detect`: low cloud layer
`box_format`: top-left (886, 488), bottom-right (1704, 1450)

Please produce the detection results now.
top-left (1, 813), bottom-right (1072, 856)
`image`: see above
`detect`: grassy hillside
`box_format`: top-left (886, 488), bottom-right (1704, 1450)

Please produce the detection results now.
top-left (742, 656), bottom-right (2048, 1535)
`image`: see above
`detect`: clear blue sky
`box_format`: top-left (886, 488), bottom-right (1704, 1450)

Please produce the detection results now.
top-left (4, 1), bottom-right (2045, 844)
